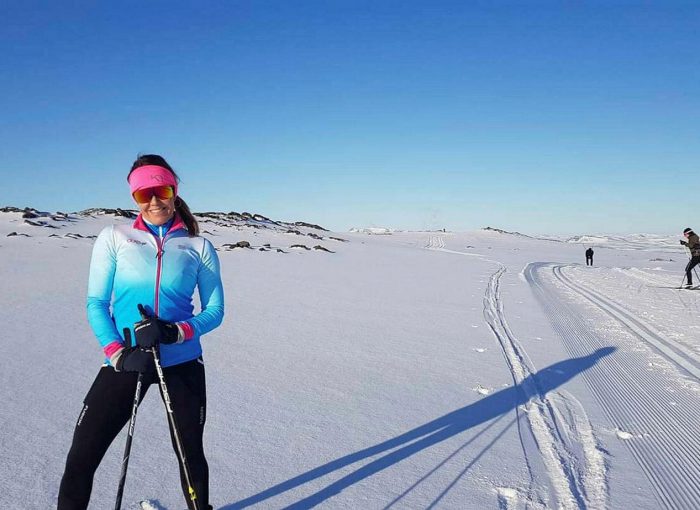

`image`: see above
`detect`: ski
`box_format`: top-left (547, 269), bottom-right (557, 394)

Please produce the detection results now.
top-left (649, 285), bottom-right (700, 290)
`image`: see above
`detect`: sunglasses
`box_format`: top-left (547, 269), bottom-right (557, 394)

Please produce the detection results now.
top-left (132, 186), bottom-right (175, 203)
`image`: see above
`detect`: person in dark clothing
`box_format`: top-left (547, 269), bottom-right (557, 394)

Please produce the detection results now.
top-left (680, 227), bottom-right (700, 288)
top-left (585, 247), bottom-right (594, 266)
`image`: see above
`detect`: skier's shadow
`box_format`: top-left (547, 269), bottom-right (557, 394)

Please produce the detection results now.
top-left (222, 347), bottom-right (615, 510)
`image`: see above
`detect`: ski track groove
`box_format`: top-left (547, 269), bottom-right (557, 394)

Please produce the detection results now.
top-left (553, 267), bottom-right (700, 432)
top-left (484, 266), bottom-right (607, 510)
top-left (529, 287), bottom-right (682, 508)
top-left (610, 266), bottom-right (700, 314)
top-left (556, 266), bottom-right (700, 379)
top-left (554, 266), bottom-right (700, 509)
top-left (532, 265), bottom-right (700, 509)
top-left (526, 263), bottom-right (700, 510)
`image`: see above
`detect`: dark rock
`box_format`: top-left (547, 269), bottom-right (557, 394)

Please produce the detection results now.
top-left (313, 245), bottom-right (334, 253)
top-left (24, 219), bottom-right (58, 228)
top-left (276, 248), bottom-right (287, 253)
top-left (294, 221), bottom-right (328, 231)
top-left (222, 241), bottom-right (252, 250)
top-left (7, 232), bottom-right (30, 237)
top-left (329, 236), bottom-right (348, 243)
top-left (290, 244), bottom-right (311, 250)
top-left (78, 208), bottom-right (137, 218)
top-left (114, 208), bottom-right (135, 218)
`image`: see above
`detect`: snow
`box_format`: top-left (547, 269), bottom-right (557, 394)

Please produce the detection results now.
top-left (1, 210), bottom-right (699, 509)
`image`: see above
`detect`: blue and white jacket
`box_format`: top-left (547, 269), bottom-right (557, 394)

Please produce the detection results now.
top-left (87, 214), bottom-right (224, 368)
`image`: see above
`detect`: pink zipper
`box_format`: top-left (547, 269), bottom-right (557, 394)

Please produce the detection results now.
top-left (154, 237), bottom-right (163, 316)
top-left (154, 233), bottom-right (172, 317)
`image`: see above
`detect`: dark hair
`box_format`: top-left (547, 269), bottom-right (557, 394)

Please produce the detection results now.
top-left (128, 154), bottom-right (199, 236)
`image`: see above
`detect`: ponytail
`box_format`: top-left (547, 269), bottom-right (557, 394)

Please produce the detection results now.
top-left (175, 196), bottom-right (199, 236)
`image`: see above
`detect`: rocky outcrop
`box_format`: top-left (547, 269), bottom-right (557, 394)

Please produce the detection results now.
top-left (24, 220), bottom-right (59, 228)
top-left (222, 241), bottom-right (252, 250)
top-left (79, 208), bottom-right (137, 218)
top-left (294, 221), bottom-right (328, 231)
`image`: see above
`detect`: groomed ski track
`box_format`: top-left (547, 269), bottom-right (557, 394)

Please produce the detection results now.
top-left (525, 263), bottom-right (700, 510)
top-left (484, 267), bottom-right (607, 510)
top-left (426, 236), bottom-right (610, 509)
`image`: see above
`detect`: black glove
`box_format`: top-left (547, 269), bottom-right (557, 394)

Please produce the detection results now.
top-left (681, 240), bottom-right (687, 246)
top-left (115, 346), bottom-right (154, 373)
top-left (134, 317), bottom-right (180, 348)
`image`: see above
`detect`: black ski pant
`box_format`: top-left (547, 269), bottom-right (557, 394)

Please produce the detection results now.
top-left (58, 358), bottom-right (209, 510)
top-left (586, 256), bottom-right (593, 266)
top-left (686, 256), bottom-right (700, 285)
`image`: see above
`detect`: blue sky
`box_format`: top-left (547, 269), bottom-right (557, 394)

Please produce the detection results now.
top-left (1, 1), bottom-right (698, 234)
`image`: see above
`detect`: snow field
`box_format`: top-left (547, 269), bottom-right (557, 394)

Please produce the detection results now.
top-left (1, 212), bottom-right (699, 509)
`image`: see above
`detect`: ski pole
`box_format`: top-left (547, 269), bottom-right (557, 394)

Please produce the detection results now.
top-left (138, 304), bottom-right (201, 510)
top-left (682, 245), bottom-right (700, 286)
top-left (114, 316), bottom-right (148, 510)
top-left (690, 249), bottom-right (700, 283)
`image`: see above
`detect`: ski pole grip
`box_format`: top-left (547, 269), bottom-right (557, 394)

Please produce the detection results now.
top-left (138, 303), bottom-right (150, 320)
top-left (123, 328), bottom-right (133, 348)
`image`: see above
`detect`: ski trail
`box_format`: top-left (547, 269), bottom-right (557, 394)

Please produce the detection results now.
top-left (484, 267), bottom-right (608, 510)
top-left (554, 265), bottom-right (700, 379)
top-left (598, 266), bottom-right (700, 326)
top-left (526, 263), bottom-right (700, 509)
top-left (425, 235), bottom-right (446, 249)
top-left (423, 234), bottom-right (489, 260)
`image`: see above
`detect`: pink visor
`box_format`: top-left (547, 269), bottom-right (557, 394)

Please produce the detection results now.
top-left (128, 165), bottom-right (178, 196)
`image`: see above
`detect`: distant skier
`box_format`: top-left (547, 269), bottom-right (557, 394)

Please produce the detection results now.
top-left (585, 247), bottom-right (594, 266)
top-left (680, 227), bottom-right (700, 288)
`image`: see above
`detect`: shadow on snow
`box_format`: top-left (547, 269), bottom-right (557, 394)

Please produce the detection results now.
top-left (222, 346), bottom-right (615, 509)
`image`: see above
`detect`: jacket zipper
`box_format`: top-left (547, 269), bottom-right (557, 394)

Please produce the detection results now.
top-left (153, 225), bottom-right (170, 317)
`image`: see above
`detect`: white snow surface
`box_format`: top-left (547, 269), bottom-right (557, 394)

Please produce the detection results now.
top-left (1, 210), bottom-right (699, 509)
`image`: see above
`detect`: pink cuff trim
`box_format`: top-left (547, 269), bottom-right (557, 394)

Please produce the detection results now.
top-left (177, 321), bottom-right (195, 340)
top-left (104, 340), bottom-right (124, 358)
